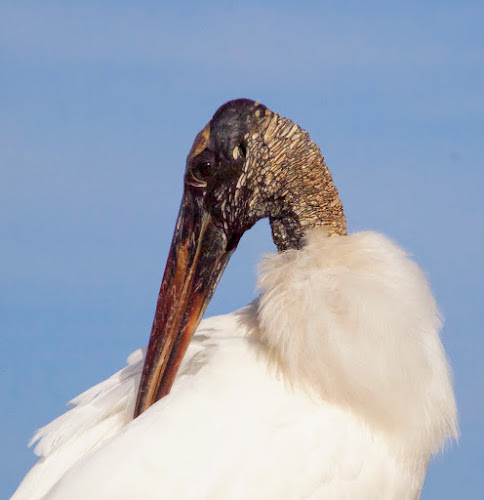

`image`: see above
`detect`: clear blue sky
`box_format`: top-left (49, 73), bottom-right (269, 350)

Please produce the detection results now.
top-left (1, 1), bottom-right (482, 497)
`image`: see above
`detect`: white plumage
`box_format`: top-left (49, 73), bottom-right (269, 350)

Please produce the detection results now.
top-left (13, 229), bottom-right (457, 499)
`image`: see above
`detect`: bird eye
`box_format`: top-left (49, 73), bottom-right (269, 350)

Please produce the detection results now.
top-left (197, 161), bottom-right (212, 178)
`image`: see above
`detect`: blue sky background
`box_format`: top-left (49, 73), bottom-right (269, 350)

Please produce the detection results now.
top-left (1, 1), bottom-right (482, 497)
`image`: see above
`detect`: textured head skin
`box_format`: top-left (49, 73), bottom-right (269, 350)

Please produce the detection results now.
top-left (186, 98), bottom-right (347, 251)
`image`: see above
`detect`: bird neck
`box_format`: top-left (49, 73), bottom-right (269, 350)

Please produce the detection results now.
top-left (268, 152), bottom-right (347, 251)
top-left (251, 113), bottom-right (347, 251)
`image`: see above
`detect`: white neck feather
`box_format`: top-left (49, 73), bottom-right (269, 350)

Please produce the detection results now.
top-left (254, 228), bottom-right (458, 460)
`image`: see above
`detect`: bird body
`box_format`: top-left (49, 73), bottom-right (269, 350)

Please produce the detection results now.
top-left (13, 228), bottom-right (457, 499)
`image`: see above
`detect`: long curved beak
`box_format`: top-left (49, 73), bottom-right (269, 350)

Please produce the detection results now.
top-left (134, 186), bottom-right (235, 417)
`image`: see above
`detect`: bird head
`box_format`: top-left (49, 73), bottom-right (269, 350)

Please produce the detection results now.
top-left (134, 98), bottom-right (346, 416)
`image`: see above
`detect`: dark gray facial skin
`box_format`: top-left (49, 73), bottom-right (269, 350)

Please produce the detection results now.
top-left (187, 98), bottom-right (346, 251)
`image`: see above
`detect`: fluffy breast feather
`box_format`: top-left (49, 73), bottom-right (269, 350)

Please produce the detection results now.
top-left (12, 229), bottom-right (457, 499)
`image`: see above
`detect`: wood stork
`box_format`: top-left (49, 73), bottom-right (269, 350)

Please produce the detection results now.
top-left (13, 99), bottom-right (457, 499)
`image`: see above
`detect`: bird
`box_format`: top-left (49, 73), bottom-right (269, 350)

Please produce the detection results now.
top-left (13, 98), bottom-right (457, 499)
